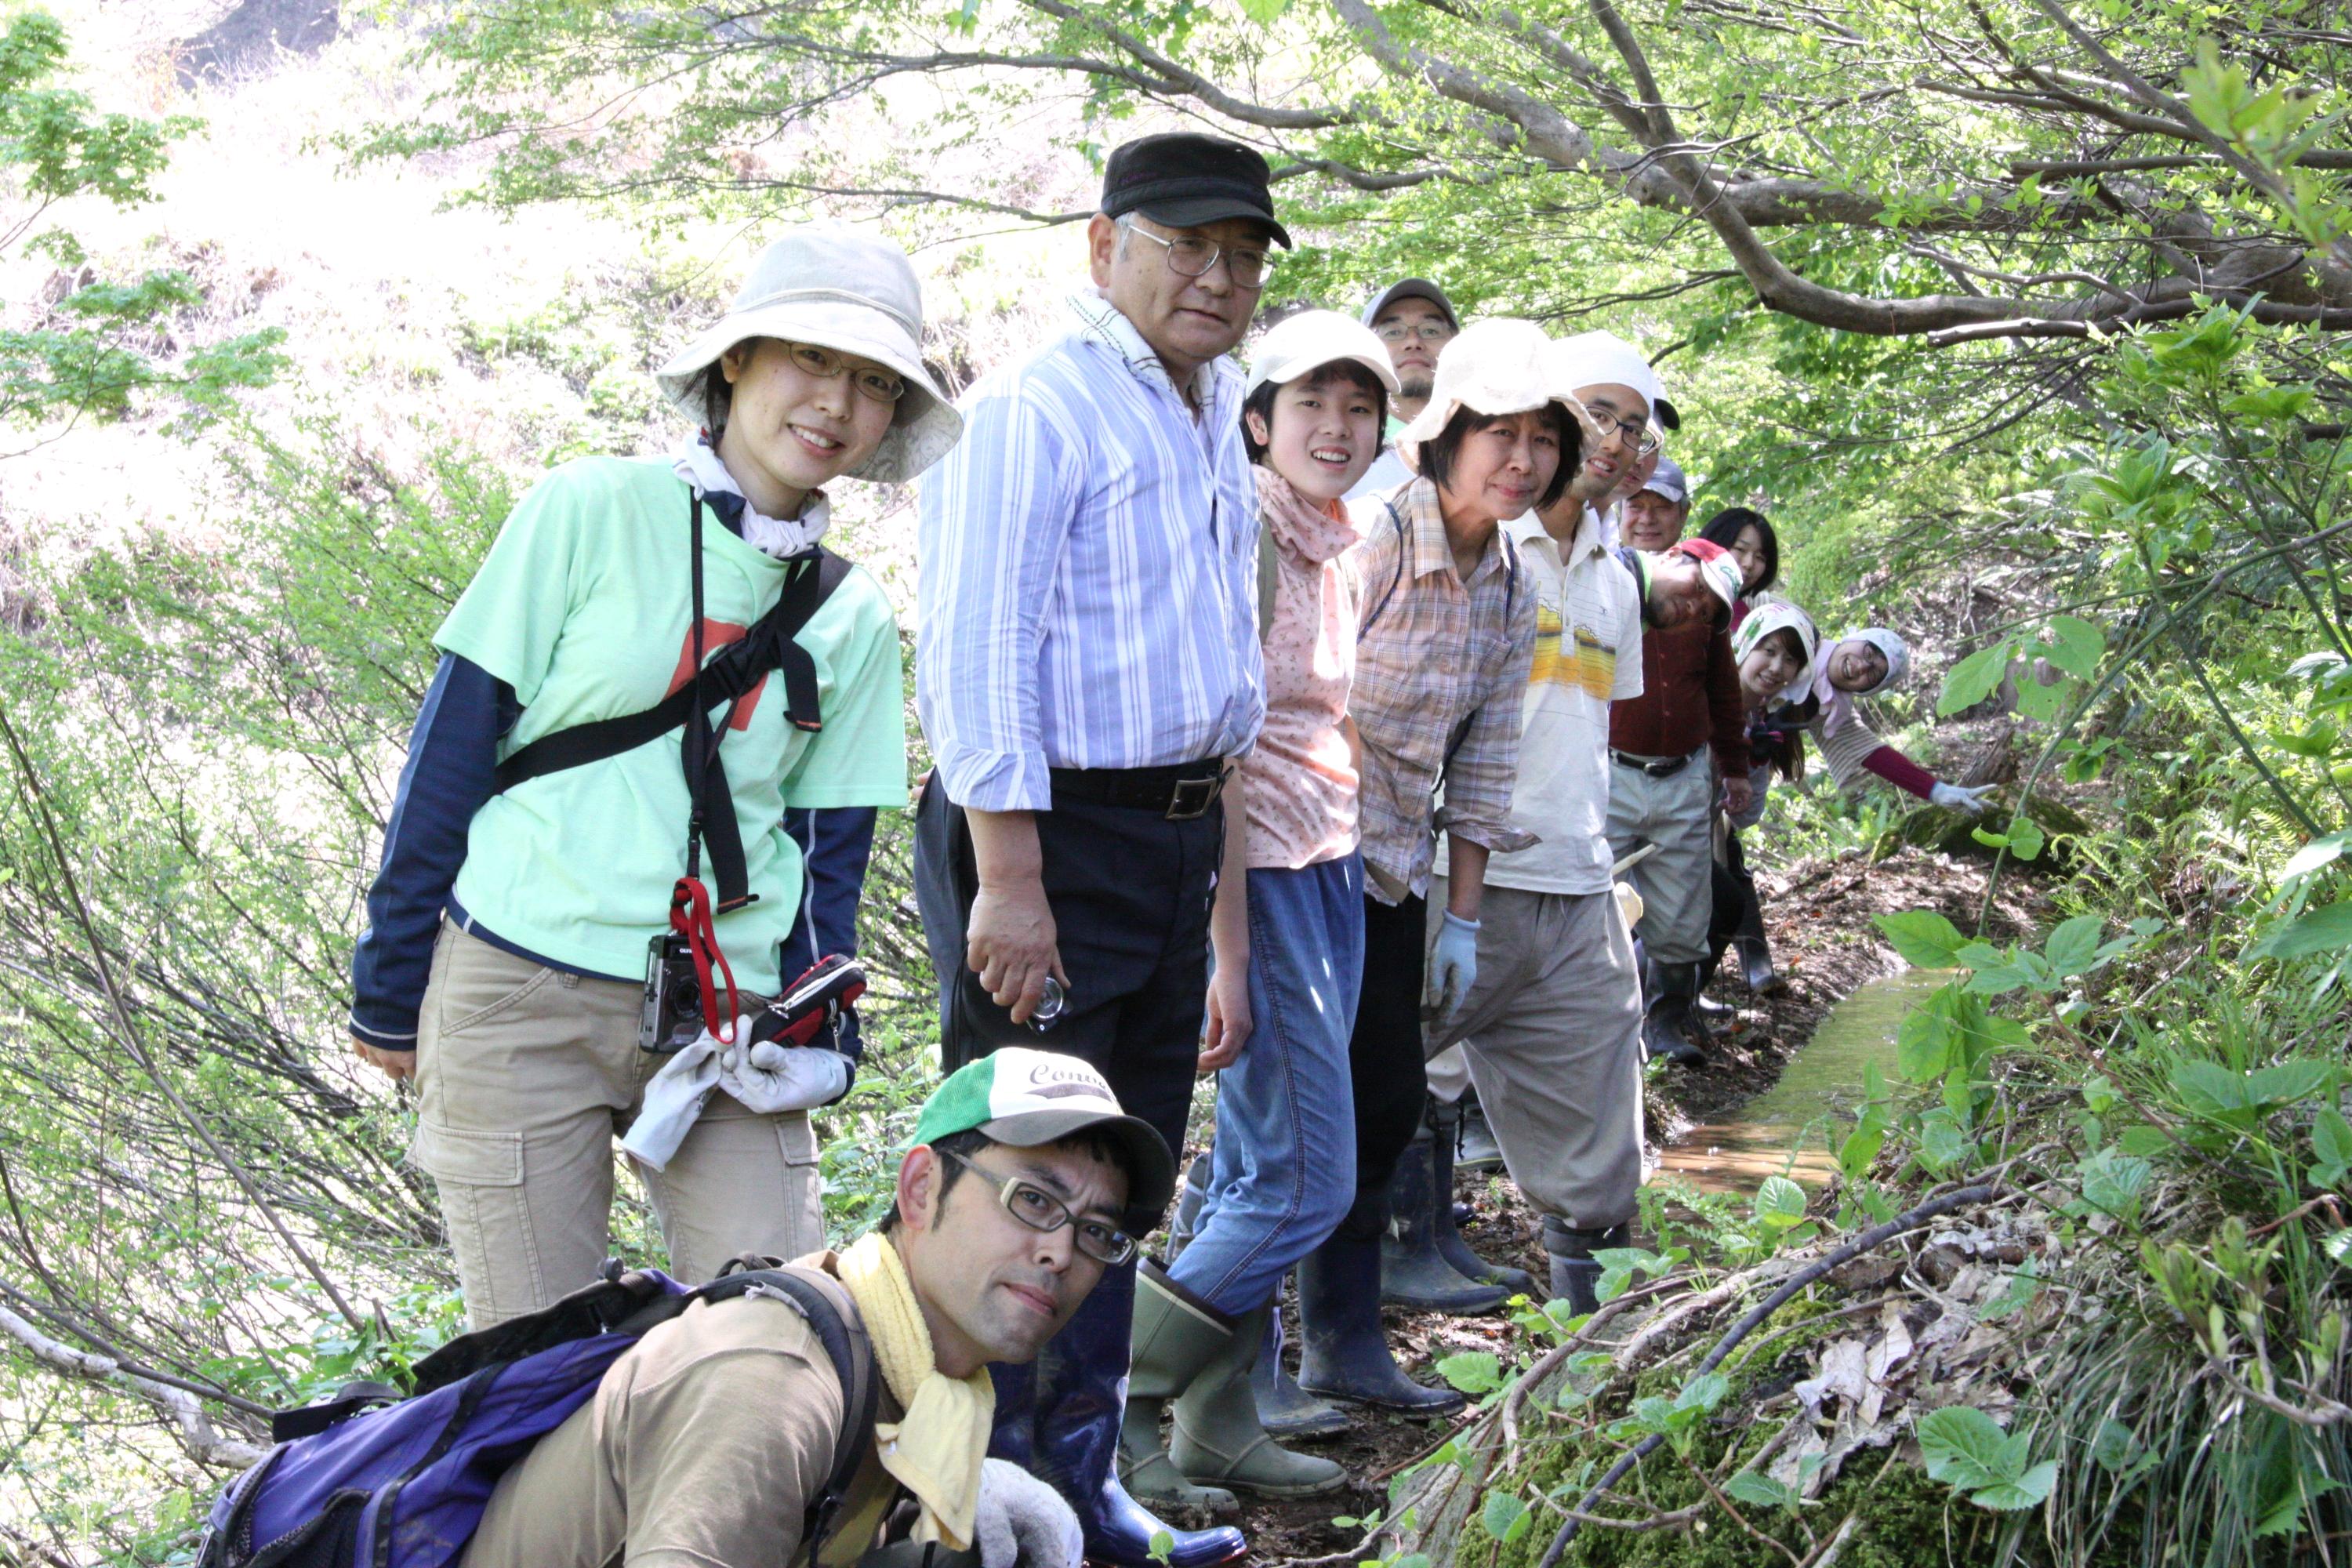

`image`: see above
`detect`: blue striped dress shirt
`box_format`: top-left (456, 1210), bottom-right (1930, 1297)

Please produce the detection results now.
top-left (916, 293), bottom-right (1265, 812)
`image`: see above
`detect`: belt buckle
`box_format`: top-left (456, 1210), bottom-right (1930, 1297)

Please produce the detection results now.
top-left (1165, 774), bottom-right (1220, 822)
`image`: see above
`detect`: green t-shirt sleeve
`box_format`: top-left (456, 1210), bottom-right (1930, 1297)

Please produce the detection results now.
top-left (434, 462), bottom-right (596, 706)
top-left (782, 572), bottom-right (909, 811)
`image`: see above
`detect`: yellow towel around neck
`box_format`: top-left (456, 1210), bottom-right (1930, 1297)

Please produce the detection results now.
top-left (835, 1230), bottom-right (997, 1550)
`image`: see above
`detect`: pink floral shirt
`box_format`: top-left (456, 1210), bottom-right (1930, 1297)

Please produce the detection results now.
top-left (1240, 468), bottom-right (1363, 869)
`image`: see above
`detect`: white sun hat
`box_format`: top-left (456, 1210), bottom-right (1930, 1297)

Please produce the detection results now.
top-left (1391, 317), bottom-right (1598, 472)
top-left (1245, 310), bottom-right (1402, 400)
top-left (1546, 330), bottom-right (1669, 423)
top-left (653, 223), bottom-right (963, 485)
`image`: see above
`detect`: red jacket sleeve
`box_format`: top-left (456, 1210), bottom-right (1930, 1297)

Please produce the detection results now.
top-left (1706, 626), bottom-right (1751, 778)
top-left (1863, 745), bottom-right (1938, 799)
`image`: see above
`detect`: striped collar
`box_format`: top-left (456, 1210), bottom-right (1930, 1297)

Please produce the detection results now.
top-left (1065, 289), bottom-right (1225, 410)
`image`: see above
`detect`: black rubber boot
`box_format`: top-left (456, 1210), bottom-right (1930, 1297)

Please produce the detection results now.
top-left (1298, 1229), bottom-right (1466, 1414)
top-left (1641, 960), bottom-right (1707, 1066)
top-left (1542, 1217), bottom-right (1633, 1317)
top-left (1691, 953), bottom-right (1734, 1033)
top-left (1250, 1299), bottom-right (1348, 1438)
top-left (1428, 1098), bottom-right (1536, 1297)
top-left (1379, 1123), bottom-right (1509, 1314)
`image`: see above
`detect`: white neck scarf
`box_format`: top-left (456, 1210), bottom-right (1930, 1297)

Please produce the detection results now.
top-left (671, 434), bottom-right (832, 558)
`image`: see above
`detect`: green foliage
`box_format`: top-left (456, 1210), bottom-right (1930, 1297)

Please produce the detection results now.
top-left (1915, 1407), bottom-right (2059, 1512)
top-left (0, 13), bottom-right (281, 430)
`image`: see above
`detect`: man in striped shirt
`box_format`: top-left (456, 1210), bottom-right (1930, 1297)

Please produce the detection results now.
top-left (911, 132), bottom-right (1279, 1568)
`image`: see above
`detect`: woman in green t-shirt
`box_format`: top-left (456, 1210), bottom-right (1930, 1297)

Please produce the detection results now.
top-left (347, 227), bottom-right (961, 1329)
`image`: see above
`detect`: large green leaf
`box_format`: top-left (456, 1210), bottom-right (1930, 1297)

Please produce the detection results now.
top-left (1875, 911), bottom-right (1966, 968)
top-left (2043, 915), bottom-right (2104, 978)
top-left (2043, 615), bottom-right (2106, 678)
top-left (2247, 903), bottom-right (2352, 961)
top-left (1939, 641), bottom-right (2014, 716)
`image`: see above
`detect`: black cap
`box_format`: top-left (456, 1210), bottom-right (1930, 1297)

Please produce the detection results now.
top-left (1102, 133), bottom-right (1292, 248)
top-left (1653, 395), bottom-right (1682, 432)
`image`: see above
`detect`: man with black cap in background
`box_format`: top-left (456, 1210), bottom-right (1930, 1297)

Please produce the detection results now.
top-left (1346, 278), bottom-right (1459, 500)
top-left (914, 132), bottom-right (1284, 1568)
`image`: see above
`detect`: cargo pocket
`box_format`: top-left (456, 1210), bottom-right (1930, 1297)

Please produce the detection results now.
top-left (409, 1120), bottom-right (525, 1185)
top-left (409, 1120), bottom-right (541, 1329)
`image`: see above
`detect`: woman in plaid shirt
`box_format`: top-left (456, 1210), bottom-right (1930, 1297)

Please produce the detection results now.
top-left (1290, 318), bottom-right (1580, 1414)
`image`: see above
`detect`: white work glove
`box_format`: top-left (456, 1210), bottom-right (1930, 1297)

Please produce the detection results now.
top-left (1930, 781), bottom-right (1994, 815)
top-left (620, 1017), bottom-right (851, 1172)
top-left (1613, 880), bottom-right (1646, 932)
top-left (975, 1457), bottom-right (1083, 1568)
top-left (1428, 910), bottom-right (1481, 1022)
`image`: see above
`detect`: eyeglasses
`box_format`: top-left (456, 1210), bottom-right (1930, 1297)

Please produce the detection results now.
top-left (1373, 321), bottom-right (1456, 345)
top-left (1121, 222), bottom-right (1276, 291)
top-left (945, 1151), bottom-right (1137, 1265)
top-left (1590, 408), bottom-right (1663, 459)
top-left (782, 341), bottom-right (906, 404)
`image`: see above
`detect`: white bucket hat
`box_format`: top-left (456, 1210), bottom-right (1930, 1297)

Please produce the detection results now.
top-left (653, 224), bottom-right (963, 485)
top-left (1244, 310), bottom-right (1402, 400)
top-left (1391, 317), bottom-right (1597, 472)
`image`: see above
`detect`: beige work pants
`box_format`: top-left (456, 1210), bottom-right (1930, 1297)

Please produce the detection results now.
top-left (412, 922), bottom-right (823, 1329)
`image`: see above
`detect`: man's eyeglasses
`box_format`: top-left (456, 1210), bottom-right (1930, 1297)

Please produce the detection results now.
top-left (1122, 222), bottom-right (1276, 291)
top-left (1373, 321), bottom-right (1456, 345)
top-left (1589, 407), bottom-right (1663, 459)
top-left (945, 1151), bottom-right (1138, 1265)
top-left (782, 341), bottom-right (906, 405)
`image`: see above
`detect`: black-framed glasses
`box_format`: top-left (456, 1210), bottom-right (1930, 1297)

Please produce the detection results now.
top-left (782, 341), bottom-right (906, 404)
top-left (1121, 221), bottom-right (1276, 291)
top-left (1591, 408), bottom-right (1663, 459)
top-left (1373, 321), bottom-right (1455, 345)
top-left (945, 1151), bottom-right (1137, 1265)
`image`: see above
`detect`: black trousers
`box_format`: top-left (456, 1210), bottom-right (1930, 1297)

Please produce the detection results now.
top-left (1334, 891), bottom-right (1432, 1243)
top-left (1709, 827), bottom-right (1767, 960)
top-left (911, 775), bottom-right (1218, 1231)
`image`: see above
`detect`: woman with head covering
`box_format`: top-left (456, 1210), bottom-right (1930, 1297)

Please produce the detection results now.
top-left (1119, 310), bottom-right (1396, 1514)
top-left (1704, 603), bottom-right (1818, 996)
top-left (1291, 317), bottom-right (1573, 1414)
top-left (346, 226), bottom-right (961, 1327)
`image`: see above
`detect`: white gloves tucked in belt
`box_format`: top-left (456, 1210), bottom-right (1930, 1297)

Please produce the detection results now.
top-left (619, 1017), bottom-right (851, 1171)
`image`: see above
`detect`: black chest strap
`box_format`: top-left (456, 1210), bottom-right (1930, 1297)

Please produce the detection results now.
top-left (489, 543), bottom-right (852, 907)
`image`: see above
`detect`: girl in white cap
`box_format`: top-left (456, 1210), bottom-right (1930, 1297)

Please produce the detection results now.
top-left (347, 225), bottom-right (962, 1329)
top-left (1120, 310), bottom-right (1397, 1515)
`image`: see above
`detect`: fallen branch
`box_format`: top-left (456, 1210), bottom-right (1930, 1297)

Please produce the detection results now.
top-left (1534, 1184), bottom-right (2000, 1568)
top-left (0, 1298), bottom-right (267, 1468)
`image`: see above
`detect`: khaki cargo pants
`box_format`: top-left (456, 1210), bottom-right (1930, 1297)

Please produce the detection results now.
top-left (413, 922), bottom-right (824, 1330)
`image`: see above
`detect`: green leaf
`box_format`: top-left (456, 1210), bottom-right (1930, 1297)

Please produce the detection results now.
top-left (2245, 1062), bottom-right (2332, 1109)
top-left (2172, 1061), bottom-right (2256, 1124)
top-left (2043, 916), bottom-right (2103, 978)
top-left (1917, 1406), bottom-right (2014, 1490)
top-left (1875, 911), bottom-right (1966, 968)
top-left (2042, 615), bottom-right (2105, 678)
top-left (2118, 1125), bottom-right (2172, 1158)
top-left (2312, 1109), bottom-right (2352, 1189)
top-left (1918, 1113), bottom-right (1974, 1174)
top-left (2077, 1147), bottom-right (2152, 1221)
top-left (2281, 830), bottom-right (2352, 885)
top-left (1479, 1494), bottom-right (1527, 1543)
top-left (2006, 816), bottom-right (2045, 862)
top-left (1435, 1351), bottom-right (1503, 1395)
top-left (1675, 1371), bottom-right (1731, 1413)
top-left (1148, 1530), bottom-right (1175, 1564)
top-left (1939, 641), bottom-right (2013, 716)
top-left (1723, 1472), bottom-right (1798, 1509)
top-left (1969, 1460), bottom-right (2060, 1511)
top-left (2323, 1229), bottom-right (2352, 1266)
top-left (1896, 1002), bottom-right (1955, 1082)
top-left (2248, 903), bottom-right (2352, 962)
top-left (1754, 1175), bottom-right (1809, 1230)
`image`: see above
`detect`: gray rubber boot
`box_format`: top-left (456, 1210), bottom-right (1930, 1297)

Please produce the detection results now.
top-left (1120, 1261), bottom-right (1240, 1516)
top-left (1543, 1217), bottom-right (1633, 1317)
top-left (1250, 1300), bottom-right (1348, 1438)
top-left (1171, 1301), bottom-right (1347, 1499)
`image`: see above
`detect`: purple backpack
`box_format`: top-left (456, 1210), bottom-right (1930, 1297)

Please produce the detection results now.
top-left (198, 1261), bottom-right (877, 1568)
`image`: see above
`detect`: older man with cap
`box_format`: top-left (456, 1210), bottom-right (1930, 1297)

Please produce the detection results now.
top-left (1620, 454), bottom-right (1691, 553)
top-left (913, 132), bottom-right (1282, 1568)
top-left (1345, 278), bottom-right (1460, 500)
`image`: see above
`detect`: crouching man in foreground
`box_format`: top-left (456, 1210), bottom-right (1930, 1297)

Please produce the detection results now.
top-left (465, 1047), bottom-right (1174, 1568)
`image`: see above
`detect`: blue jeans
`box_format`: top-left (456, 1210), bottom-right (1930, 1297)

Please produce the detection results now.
top-left (1173, 853), bottom-right (1364, 1315)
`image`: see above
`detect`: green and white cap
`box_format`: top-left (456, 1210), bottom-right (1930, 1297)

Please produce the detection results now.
top-left (910, 1048), bottom-right (1177, 1215)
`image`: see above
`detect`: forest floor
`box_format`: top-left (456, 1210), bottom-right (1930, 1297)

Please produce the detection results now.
top-left (1192, 842), bottom-right (2055, 1561)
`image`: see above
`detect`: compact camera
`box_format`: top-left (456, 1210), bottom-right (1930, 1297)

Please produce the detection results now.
top-left (641, 938), bottom-right (867, 1055)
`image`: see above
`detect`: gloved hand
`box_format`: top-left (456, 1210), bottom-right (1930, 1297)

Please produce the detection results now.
top-left (1428, 910), bottom-right (1481, 1022)
top-left (620, 1017), bottom-right (852, 1172)
top-left (975, 1456), bottom-right (1083, 1568)
top-left (1929, 780), bottom-right (1994, 815)
top-left (1613, 880), bottom-right (1645, 932)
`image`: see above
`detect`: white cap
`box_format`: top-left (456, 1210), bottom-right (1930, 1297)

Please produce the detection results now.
top-left (1245, 310), bottom-right (1402, 401)
top-left (1546, 330), bottom-right (1667, 425)
top-left (1391, 318), bottom-right (1600, 471)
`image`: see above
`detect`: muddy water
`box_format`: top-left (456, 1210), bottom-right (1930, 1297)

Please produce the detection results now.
top-left (1656, 967), bottom-right (1950, 1195)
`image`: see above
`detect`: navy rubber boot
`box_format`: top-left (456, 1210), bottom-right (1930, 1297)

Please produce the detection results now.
top-left (1035, 1263), bottom-right (1247, 1568)
top-left (1251, 1299), bottom-right (1348, 1438)
top-left (1428, 1098), bottom-right (1536, 1297)
top-left (1298, 1228), bottom-right (1466, 1415)
top-left (1380, 1125), bottom-right (1509, 1314)
top-left (987, 1356), bottom-right (1038, 1468)
top-left (1543, 1218), bottom-right (1633, 1318)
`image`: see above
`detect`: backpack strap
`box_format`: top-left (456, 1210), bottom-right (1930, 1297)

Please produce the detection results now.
top-left (488, 547), bottom-right (854, 907)
top-left (1255, 525), bottom-right (1279, 643)
top-left (1356, 499), bottom-right (1410, 641)
top-left (699, 1260), bottom-right (880, 1564)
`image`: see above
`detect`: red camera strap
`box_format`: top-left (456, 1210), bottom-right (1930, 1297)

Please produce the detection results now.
top-left (669, 875), bottom-right (740, 1042)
